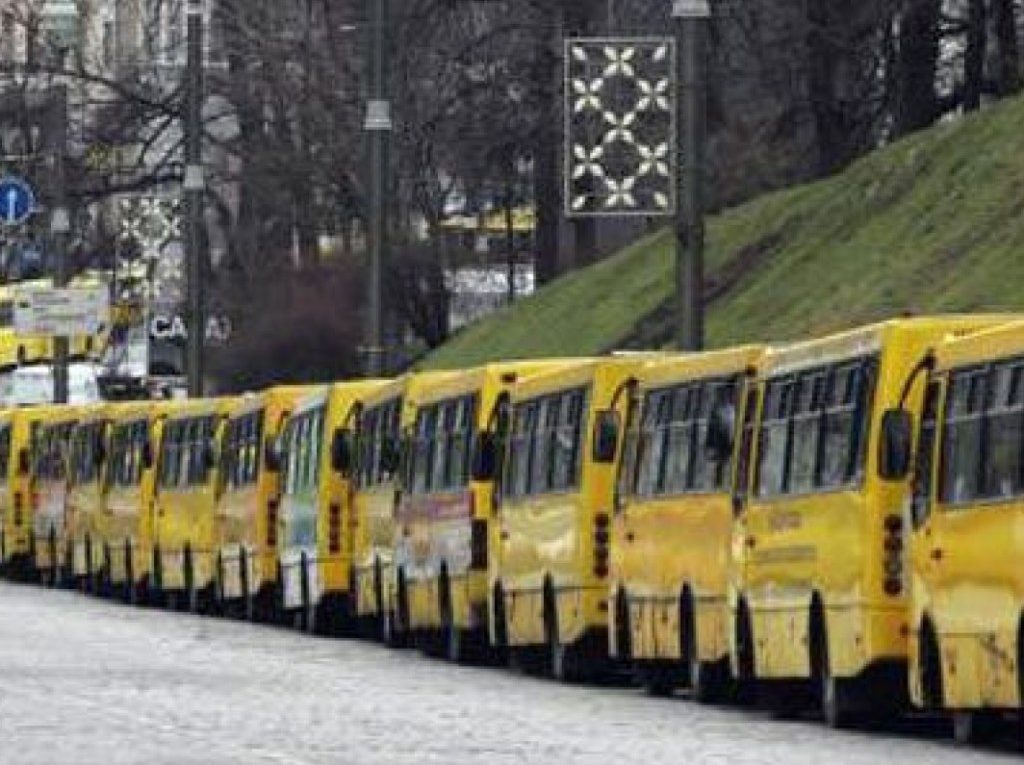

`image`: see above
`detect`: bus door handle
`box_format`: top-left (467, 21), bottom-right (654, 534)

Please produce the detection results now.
top-left (930, 547), bottom-right (944, 562)
top-left (625, 532), bottom-right (635, 543)
top-left (745, 536), bottom-right (757, 549)
top-left (500, 530), bottom-right (510, 541)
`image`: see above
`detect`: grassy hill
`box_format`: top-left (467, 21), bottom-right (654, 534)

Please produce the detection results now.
top-left (423, 95), bottom-right (1024, 370)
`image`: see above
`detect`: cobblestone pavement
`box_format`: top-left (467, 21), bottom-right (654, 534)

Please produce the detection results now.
top-left (0, 583), bottom-right (1018, 765)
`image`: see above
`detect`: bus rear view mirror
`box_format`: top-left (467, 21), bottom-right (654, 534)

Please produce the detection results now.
top-left (593, 410), bottom-right (620, 464)
top-left (471, 432), bottom-right (497, 482)
top-left (331, 428), bottom-right (354, 476)
top-left (879, 408), bottom-right (913, 481)
top-left (17, 447), bottom-right (30, 476)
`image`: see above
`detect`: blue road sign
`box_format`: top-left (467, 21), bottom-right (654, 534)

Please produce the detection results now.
top-left (0, 176), bottom-right (36, 227)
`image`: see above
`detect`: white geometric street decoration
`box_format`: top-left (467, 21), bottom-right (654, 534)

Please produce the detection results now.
top-left (117, 195), bottom-right (184, 309)
top-left (565, 38), bottom-right (676, 217)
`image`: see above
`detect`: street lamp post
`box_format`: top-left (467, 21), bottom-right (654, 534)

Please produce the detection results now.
top-left (672, 0), bottom-right (710, 352)
top-left (50, 86), bottom-right (71, 405)
top-left (185, 0), bottom-right (205, 397)
top-left (364, 0), bottom-right (391, 378)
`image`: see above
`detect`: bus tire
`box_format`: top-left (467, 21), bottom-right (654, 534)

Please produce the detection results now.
top-left (492, 582), bottom-right (509, 662)
top-left (83, 535), bottom-right (93, 594)
top-left (215, 552), bottom-right (225, 609)
top-left (1017, 615), bottom-right (1024, 722)
top-left (439, 567), bottom-right (462, 663)
top-left (614, 588), bottom-right (631, 663)
top-left (124, 540), bottom-right (136, 605)
top-left (373, 559), bottom-right (386, 642)
top-left (47, 527), bottom-right (58, 589)
top-left (684, 590), bottom-right (726, 704)
top-left (300, 553), bottom-right (316, 635)
top-left (101, 543), bottom-right (112, 598)
top-left (391, 569), bottom-right (410, 648)
top-left (184, 546), bottom-right (198, 614)
top-left (957, 708), bottom-right (999, 746)
top-left (240, 548), bottom-right (253, 622)
top-left (919, 617), bottom-right (944, 710)
top-left (811, 601), bottom-right (852, 728)
top-left (733, 599), bottom-right (757, 706)
top-left (544, 582), bottom-right (581, 683)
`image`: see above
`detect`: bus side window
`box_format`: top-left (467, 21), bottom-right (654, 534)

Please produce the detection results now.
top-left (911, 380), bottom-right (942, 528)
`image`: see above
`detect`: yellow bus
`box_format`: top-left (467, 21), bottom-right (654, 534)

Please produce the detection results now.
top-left (349, 378), bottom-right (405, 640)
top-left (66, 404), bottom-right (111, 592)
top-left (609, 346), bottom-right (764, 699)
top-left (103, 401), bottom-right (168, 604)
top-left (0, 406), bottom-right (46, 580)
top-left (215, 386), bottom-right (313, 620)
top-left (277, 381), bottom-right (390, 633)
top-left (152, 397), bottom-right (238, 612)
top-left (33, 406), bottom-right (81, 586)
top-left (493, 357), bottom-right (644, 680)
top-left (729, 316), bottom-right (1007, 727)
top-left (395, 363), bottom-right (554, 661)
top-left (897, 321), bottom-right (1024, 743)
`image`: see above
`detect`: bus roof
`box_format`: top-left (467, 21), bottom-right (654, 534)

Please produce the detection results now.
top-left (933, 319), bottom-right (1024, 372)
top-left (408, 360), bottom-right (589, 407)
top-left (162, 397), bottom-right (241, 421)
top-left (229, 385), bottom-right (322, 419)
top-left (760, 315), bottom-right (1013, 377)
top-left (635, 346), bottom-right (765, 389)
top-left (290, 379), bottom-right (395, 419)
top-left (510, 356), bottom-right (643, 401)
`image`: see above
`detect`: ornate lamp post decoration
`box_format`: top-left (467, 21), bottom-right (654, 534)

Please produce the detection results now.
top-left (114, 195), bottom-right (184, 379)
top-left (565, 38), bottom-right (676, 217)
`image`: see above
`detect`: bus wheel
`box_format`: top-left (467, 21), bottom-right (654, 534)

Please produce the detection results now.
top-left (124, 541), bottom-right (136, 605)
top-left (47, 529), bottom-right (58, 589)
top-left (492, 582), bottom-right (509, 664)
top-left (953, 710), bottom-right (998, 746)
top-left (811, 606), bottom-right (851, 728)
top-left (240, 548), bottom-right (254, 622)
top-left (300, 559), bottom-right (317, 635)
top-left (373, 559), bottom-right (386, 642)
top-left (544, 585), bottom-right (580, 683)
top-left (614, 588), bottom-right (631, 663)
top-left (684, 593), bottom-right (725, 704)
top-left (439, 571), bottom-right (462, 663)
top-left (392, 570), bottom-right (410, 648)
top-left (919, 618), bottom-right (944, 710)
top-left (83, 535), bottom-right (93, 594)
top-left (733, 600), bottom-right (756, 705)
top-left (215, 553), bottom-right (225, 610)
top-left (184, 547), bottom-right (198, 614)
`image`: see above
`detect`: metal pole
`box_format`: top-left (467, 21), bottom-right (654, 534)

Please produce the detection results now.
top-left (505, 178), bottom-right (515, 305)
top-left (50, 86), bottom-right (70, 405)
top-left (185, 0), bottom-right (205, 397)
top-left (364, 0), bottom-right (391, 378)
top-left (673, 0), bottom-right (709, 352)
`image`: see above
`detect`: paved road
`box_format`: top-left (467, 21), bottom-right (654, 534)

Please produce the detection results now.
top-left (0, 583), bottom-right (1018, 765)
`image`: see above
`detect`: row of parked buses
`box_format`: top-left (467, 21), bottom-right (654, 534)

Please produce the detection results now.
top-left (4, 315), bottom-right (1024, 744)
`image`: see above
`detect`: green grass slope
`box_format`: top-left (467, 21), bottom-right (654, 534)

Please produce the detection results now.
top-left (423, 95), bottom-right (1024, 370)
